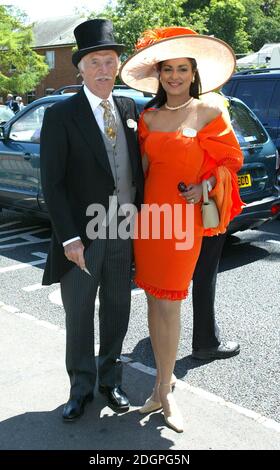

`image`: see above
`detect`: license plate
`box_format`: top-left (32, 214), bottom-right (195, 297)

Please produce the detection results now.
top-left (238, 174), bottom-right (252, 188)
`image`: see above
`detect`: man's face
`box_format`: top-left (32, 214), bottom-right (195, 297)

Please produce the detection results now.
top-left (79, 50), bottom-right (119, 98)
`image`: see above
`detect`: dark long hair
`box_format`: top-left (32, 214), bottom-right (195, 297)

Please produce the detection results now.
top-left (145, 58), bottom-right (201, 109)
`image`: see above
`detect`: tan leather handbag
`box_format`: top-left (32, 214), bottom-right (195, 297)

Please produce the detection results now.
top-left (201, 180), bottom-right (220, 228)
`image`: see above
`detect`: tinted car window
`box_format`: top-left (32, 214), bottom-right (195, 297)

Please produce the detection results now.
top-left (221, 81), bottom-right (233, 96)
top-left (9, 103), bottom-right (53, 143)
top-left (229, 100), bottom-right (267, 147)
top-left (233, 79), bottom-right (277, 122)
top-left (269, 81), bottom-right (280, 119)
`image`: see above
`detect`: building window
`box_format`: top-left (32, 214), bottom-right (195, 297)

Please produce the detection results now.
top-left (45, 50), bottom-right (55, 69)
top-left (9, 64), bottom-right (17, 73)
top-left (27, 90), bottom-right (36, 104)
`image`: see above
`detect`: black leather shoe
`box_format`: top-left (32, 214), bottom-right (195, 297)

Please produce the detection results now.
top-left (62, 392), bottom-right (93, 421)
top-left (192, 341), bottom-right (240, 360)
top-left (99, 385), bottom-right (130, 412)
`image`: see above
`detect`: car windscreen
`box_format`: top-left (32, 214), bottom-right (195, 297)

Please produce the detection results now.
top-left (229, 100), bottom-right (267, 147)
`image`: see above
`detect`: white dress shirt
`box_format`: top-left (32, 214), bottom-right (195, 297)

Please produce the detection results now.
top-left (63, 85), bottom-right (116, 247)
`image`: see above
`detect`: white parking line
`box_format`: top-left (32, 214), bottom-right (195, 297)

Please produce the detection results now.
top-left (0, 227), bottom-right (49, 243)
top-left (32, 252), bottom-right (47, 258)
top-left (0, 252), bottom-right (47, 273)
top-left (0, 225), bottom-right (41, 235)
top-left (0, 259), bottom-right (47, 273)
top-left (0, 228), bottom-right (50, 249)
top-left (0, 221), bottom-right (21, 229)
top-left (1, 304), bottom-right (19, 313)
top-left (22, 283), bottom-right (48, 292)
top-left (125, 358), bottom-right (280, 434)
top-left (131, 288), bottom-right (144, 296)
top-left (1, 302), bottom-right (279, 435)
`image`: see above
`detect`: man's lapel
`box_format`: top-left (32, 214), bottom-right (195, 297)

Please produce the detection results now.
top-left (72, 89), bottom-right (114, 179)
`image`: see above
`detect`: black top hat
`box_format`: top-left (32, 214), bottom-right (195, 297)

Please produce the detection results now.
top-left (72, 19), bottom-right (125, 67)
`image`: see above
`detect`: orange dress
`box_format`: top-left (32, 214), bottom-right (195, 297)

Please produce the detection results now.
top-left (134, 110), bottom-right (244, 300)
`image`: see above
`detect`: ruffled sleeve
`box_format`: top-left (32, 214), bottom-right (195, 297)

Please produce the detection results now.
top-left (198, 113), bottom-right (245, 232)
top-left (198, 112), bottom-right (243, 173)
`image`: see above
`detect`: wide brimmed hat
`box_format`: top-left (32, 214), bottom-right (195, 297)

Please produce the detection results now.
top-left (72, 19), bottom-right (125, 68)
top-left (120, 27), bottom-right (236, 94)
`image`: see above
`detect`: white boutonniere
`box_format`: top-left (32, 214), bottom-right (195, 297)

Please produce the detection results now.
top-left (127, 119), bottom-right (138, 131)
top-left (182, 128), bottom-right (197, 138)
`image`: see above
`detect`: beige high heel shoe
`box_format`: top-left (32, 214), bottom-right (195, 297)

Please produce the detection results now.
top-left (139, 396), bottom-right (162, 414)
top-left (159, 383), bottom-right (184, 433)
top-left (139, 373), bottom-right (177, 415)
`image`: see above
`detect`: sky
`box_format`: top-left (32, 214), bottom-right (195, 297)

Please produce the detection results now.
top-left (0, 0), bottom-right (111, 21)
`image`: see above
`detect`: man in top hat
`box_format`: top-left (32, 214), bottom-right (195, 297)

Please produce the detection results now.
top-left (40, 19), bottom-right (144, 421)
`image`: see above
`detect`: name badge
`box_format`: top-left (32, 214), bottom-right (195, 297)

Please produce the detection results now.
top-left (182, 128), bottom-right (197, 138)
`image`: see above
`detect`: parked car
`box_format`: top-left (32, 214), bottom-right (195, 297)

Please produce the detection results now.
top-left (0, 89), bottom-right (279, 232)
top-left (222, 67), bottom-right (280, 152)
top-left (52, 84), bottom-right (153, 114)
top-left (0, 105), bottom-right (14, 124)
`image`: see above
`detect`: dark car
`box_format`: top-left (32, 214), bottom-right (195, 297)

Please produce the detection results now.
top-left (52, 84), bottom-right (153, 114)
top-left (0, 90), bottom-right (279, 232)
top-left (222, 67), bottom-right (280, 152)
top-left (225, 96), bottom-right (280, 232)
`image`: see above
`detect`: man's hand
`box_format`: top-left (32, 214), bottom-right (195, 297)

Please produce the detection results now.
top-left (64, 240), bottom-right (85, 269)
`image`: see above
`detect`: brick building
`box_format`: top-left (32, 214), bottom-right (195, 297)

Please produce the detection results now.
top-left (30, 15), bottom-right (84, 102)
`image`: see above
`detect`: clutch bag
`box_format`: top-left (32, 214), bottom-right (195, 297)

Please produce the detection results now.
top-left (201, 180), bottom-right (220, 228)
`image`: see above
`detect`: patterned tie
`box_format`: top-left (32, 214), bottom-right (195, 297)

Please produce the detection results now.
top-left (100, 100), bottom-right (117, 144)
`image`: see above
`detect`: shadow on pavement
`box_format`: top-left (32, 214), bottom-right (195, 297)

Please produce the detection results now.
top-left (0, 392), bottom-right (175, 451)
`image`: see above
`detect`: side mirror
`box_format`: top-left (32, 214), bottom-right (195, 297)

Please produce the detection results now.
top-left (0, 124), bottom-right (8, 140)
top-left (0, 125), bottom-right (5, 140)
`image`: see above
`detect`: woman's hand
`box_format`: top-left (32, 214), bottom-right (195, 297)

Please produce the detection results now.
top-left (179, 183), bottom-right (203, 204)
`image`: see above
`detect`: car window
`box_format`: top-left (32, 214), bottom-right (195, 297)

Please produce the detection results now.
top-left (9, 102), bottom-right (54, 143)
top-left (229, 100), bottom-right (267, 147)
top-left (233, 79), bottom-right (277, 122)
top-left (269, 81), bottom-right (280, 120)
top-left (0, 105), bottom-right (14, 123)
top-left (221, 81), bottom-right (233, 96)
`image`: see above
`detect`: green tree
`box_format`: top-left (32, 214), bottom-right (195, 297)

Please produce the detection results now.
top-left (240, 0), bottom-right (280, 51)
top-left (251, 17), bottom-right (280, 51)
top-left (95, 0), bottom-right (188, 56)
top-left (206, 0), bottom-right (250, 54)
top-left (261, 0), bottom-right (279, 16)
top-left (182, 0), bottom-right (211, 14)
top-left (0, 6), bottom-right (48, 96)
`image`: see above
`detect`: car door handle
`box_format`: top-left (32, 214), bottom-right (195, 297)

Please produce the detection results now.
top-left (23, 153), bottom-right (36, 160)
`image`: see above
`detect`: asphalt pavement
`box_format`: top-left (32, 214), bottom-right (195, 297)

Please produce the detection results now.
top-left (0, 304), bottom-right (279, 452)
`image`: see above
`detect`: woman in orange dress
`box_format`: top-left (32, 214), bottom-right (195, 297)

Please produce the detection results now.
top-left (120, 27), bottom-right (243, 433)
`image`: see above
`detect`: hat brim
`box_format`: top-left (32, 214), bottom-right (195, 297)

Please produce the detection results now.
top-left (72, 44), bottom-right (125, 67)
top-left (120, 35), bottom-right (236, 94)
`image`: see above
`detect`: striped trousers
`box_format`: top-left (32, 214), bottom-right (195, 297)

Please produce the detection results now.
top-left (60, 235), bottom-right (132, 397)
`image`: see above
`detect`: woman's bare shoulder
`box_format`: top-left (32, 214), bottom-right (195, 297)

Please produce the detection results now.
top-left (197, 100), bottom-right (222, 121)
top-left (143, 108), bottom-right (159, 125)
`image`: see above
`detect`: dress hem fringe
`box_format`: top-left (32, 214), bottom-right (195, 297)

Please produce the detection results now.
top-left (135, 279), bottom-right (188, 300)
